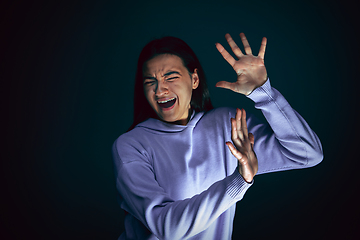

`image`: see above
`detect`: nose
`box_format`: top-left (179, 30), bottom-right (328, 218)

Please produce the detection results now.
top-left (155, 80), bottom-right (168, 96)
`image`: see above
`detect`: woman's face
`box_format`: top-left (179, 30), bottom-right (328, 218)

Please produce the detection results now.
top-left (143, 54), bottom-right (199, 125)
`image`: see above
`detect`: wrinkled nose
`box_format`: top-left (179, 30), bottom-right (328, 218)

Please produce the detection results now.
top-left (155, 80), bottom-right (168, 96)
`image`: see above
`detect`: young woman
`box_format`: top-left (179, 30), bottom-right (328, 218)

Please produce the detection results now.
top-left (112, 33), bottom-right (323, 240)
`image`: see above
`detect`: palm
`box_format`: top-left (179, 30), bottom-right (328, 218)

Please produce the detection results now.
top-left (226, 108), bottom-right (258, 183)
top-left (216, 33), bottom-right (268, 95)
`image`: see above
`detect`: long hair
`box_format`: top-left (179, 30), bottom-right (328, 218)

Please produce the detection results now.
top-left (128, 36), bottom-right (213, 131)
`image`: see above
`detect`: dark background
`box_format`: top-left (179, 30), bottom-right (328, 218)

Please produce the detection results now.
top-left (2, 0), bottom-right (359, 239)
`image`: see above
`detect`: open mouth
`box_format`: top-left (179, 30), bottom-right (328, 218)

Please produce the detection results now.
top-left (157, 97), bottom-right (176, 110)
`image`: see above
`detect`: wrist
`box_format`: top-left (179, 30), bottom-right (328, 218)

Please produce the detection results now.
top-left (238, 167), bottom-right (255, 183)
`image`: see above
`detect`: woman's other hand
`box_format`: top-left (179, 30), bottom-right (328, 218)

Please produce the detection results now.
top-left (226, 108), bottom-right (258, 183)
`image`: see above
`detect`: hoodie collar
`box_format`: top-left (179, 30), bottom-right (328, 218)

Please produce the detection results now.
top-left (136, 111), bottom-right (204, 133)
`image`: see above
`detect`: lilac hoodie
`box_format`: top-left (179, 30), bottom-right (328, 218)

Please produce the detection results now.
top-left (112, 79), bottom-right (323, 240)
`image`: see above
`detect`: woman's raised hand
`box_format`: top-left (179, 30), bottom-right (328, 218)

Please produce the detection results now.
top-left (226, 108), bottom-right (258, 183)
top-left (215, 33), bottom-right (268, 95)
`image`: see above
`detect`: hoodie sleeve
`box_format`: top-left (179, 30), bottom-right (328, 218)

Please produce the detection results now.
top-left (245, 78), bottom-right (323, 174)
top-left (112, 138), bottom-right (252, 240)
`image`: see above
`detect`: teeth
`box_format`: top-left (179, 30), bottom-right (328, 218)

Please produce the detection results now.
top-left (158, 97), bottom-right (175, 104)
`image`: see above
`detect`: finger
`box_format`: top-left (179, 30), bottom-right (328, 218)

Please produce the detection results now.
top-left (226, 142), bottom-right (243, 160)
top-left (258, 37), bottom-right (267, 60)
top-left (215, 81), bottom-right (237, 90)
top-left (215, 43), bottom-right (236, 67)
top-left (236, 108), bottom-right (244, 141)
top-left (249, 133), bottom-right (254, 146)
top-left (225, 33), bottom-right (244, 59)
top-left (230, 118), bottom-right (237, 142)
top-left (239, 33), bottom-right (252, 55)
top-left (241, 109), bottom-right (248, 138)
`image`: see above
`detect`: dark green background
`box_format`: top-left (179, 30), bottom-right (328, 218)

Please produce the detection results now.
top-left (2, 0), bottom-right (359, 239)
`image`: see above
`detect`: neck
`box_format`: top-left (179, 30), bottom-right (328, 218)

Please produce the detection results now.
top-left (161, 108), bottom-right (193, 126)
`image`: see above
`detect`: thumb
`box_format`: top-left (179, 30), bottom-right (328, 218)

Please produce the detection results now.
top-left (226, 142), bottom-right (243, 160)
top-left (215, 81), bottom-right (235, 90)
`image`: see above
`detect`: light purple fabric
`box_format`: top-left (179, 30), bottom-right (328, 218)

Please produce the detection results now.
top-left (112, 79), bottom-right (323, 240)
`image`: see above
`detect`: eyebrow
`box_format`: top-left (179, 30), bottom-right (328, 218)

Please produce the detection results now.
top-left (143, 71), bottom-right (182, 80)
top-left (164, 71), bottom-right (182, 77)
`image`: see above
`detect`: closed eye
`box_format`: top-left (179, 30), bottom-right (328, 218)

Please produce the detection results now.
top-left (166, 76), bottom-right (179, 81)
top-left (164, 71), bottom-right (181, 80)
top-left (143, 79), bottom-right (156, 85)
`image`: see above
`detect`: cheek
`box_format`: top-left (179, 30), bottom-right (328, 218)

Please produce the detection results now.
top-left (144, 88), bottom-right (154, 105)
top-left (177, 85), bottom-right (193, 105)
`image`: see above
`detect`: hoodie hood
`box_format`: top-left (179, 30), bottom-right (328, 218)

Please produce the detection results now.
top-left (136, 111), bottom-right (204, 133)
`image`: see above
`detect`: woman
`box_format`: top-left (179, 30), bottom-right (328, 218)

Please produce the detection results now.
top-left (112, 33), bottom-right (323, 240)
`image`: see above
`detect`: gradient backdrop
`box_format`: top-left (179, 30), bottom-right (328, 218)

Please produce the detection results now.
top-left (2, 0), bottom-right (359, 239)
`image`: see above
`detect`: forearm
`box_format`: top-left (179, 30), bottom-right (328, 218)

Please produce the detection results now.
top-left (118, 163), bottom-right (252, 240)
top-left (247, 79), bottom-right (323, 173)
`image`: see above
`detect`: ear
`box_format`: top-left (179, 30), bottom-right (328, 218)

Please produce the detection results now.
top-left (192, 68), bottom-right (200, 90)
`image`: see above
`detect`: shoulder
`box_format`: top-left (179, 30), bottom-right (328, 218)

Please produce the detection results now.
top-left (112, 127), bottom-right (152, 163)
top-left (195, 107), bottom-right (236, 130)
top-left (113, 126), bottom-right (151, 149)
top-left (203, 107), bottom-right (236, 120)
top-left (201, 107), bottom-right (264, 130)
